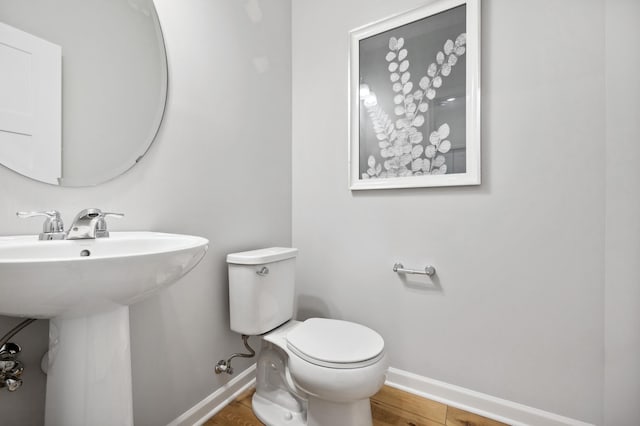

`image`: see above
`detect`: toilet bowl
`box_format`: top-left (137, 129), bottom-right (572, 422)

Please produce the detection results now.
top-left (226, 248), bottom-right (388, 426)
top-left (253, 319), bottom-right (388, 426)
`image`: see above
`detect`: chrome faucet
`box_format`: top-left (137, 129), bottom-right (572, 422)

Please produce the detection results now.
top-left (16, 210), bottom-right (66, 240)
top-left (66, 208), bottom-right (124, 240)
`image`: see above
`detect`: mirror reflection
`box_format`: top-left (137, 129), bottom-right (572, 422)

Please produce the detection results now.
top-left (0, 0), bottom-right (167, 186)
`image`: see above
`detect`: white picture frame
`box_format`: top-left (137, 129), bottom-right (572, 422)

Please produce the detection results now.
top-left (349, 0), bottom-right (481, 190)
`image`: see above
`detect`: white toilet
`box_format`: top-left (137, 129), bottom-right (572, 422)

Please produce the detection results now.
top-left (227, 247), bottom-right (389, 426)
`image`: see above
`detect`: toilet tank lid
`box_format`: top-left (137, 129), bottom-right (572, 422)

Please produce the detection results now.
top-left (227, 247), bottom-right (298, 265)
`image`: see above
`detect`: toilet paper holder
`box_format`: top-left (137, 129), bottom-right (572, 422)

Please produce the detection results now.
top-left (393, 262), bottom-right (436, 277)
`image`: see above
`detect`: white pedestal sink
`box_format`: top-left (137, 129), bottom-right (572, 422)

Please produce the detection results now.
top-left (0, 232), bottom-right (209, 426)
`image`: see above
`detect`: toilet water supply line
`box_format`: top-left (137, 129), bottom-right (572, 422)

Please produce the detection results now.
top-left (214, 335), bottom-right (255, 375)
top-left (0, 318), bottom-right (37, 392)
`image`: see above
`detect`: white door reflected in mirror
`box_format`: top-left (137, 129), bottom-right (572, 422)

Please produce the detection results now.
top-left (0, 22), bottom-right (61, 184)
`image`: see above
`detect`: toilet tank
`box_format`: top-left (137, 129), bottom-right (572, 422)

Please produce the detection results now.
top-left (227, 247), bottom-right (298, 335)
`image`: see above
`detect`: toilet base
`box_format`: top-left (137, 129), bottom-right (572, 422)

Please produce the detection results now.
top-left (307, 396), bottom-right (372, 426)
top-left (253, 393), bottom-right (306, 426)
top-left (253, 392), bottom-right (373, 426)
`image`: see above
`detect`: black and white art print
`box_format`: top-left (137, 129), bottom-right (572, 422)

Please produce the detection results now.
top-left (349, 0), bottom-right (480, 190)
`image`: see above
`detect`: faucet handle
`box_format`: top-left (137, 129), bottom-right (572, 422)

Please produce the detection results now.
top-left (95, 212), bottom-right (124, 238)
top-left (17, 209), bottom-right (60, 220)
top-left (16, 210), bottom-right (65, 239)
top-left (101, 212), bottom-right (124, 219)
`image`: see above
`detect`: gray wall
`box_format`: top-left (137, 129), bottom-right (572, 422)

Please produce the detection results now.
top-left (604, 0), bottom-right (640, 424)
top-left (292, 0), bottom-right (606, 423)
top-left (1, 1), bottom-right (638, 425)
top-left (0, 0), bottom-right (291, 424)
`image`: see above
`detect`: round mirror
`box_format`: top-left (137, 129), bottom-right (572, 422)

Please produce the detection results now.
top-left (0, 0), bottom-right (167, 186)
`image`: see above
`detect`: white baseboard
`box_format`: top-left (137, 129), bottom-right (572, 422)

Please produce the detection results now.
top-left (167, 364), bottom-right (256, 426)
top-left (168, 364), bottom-right (594, 426)
top-left (385, 367), bottom-right (594, 426)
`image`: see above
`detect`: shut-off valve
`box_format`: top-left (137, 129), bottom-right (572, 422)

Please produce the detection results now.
top-left (0, 343), bottom-right (24, 392)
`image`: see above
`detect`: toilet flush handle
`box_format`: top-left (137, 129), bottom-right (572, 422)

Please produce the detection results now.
top-left (256, 266), bottom-right (269, 276)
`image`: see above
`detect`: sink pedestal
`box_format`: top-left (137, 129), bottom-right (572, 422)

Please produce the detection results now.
top-left (0, 232), bottom-right (209, 425)
top-left (45, 306), bottom-right (133, 426)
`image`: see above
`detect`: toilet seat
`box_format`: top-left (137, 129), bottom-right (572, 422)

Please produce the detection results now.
top-left (286, 318), bottom-right (385, 369)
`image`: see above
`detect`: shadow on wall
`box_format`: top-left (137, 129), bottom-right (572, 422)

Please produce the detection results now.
top-left (296, 275), bottom-right (442, 322)
top-left (397, 274), bottom-right (444, 293)
top-left (296, 295), bottom-right (335, 321)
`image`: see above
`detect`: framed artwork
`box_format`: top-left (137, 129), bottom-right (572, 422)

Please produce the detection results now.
top-left (349, 0), bottom-right (480, 190)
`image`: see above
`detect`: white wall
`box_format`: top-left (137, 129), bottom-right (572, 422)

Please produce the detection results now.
top-left (0, 0), bottom-right (291, 424)
top-left (292, 0), bottom-right (606, 423)
top-left (604, 0), bottom-right (640, 424)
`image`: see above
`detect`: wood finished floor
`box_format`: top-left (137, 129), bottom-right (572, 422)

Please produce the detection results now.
top-left (204, 385), bottom-right (509, 426)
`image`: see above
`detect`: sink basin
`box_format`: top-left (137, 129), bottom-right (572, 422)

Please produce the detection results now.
top-left (0, 231), bottom-right (208, 426)
top-left (0, 232), bottom-right (209, 318)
